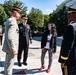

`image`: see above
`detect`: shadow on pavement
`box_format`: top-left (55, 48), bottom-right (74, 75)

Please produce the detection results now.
top-left (0, 69), bottom-right (27, 75)
top-left (25, 68), bottom-right (46, 74)
top-left (0, 71), bottom-right (4, 74)
top-left (14, 62), bottom-right (20, 66)
top-left (29, 47), bottom-right (40, 49)
top-left (56, 37), bottom-right (62, 47)
top-left (13, 69), bottom-right (26, 75)
top-left (0, 61), bottom-right (27, 75)
top-left (32, 37), bottom-right (41, 42)
top-left (0, 61), bottom-right (4, 67)
top-left (0, 61), bottom-right (4, 74)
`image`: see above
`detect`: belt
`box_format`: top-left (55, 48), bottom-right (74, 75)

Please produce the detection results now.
top-left (47, 40), bottom-right (50, 42)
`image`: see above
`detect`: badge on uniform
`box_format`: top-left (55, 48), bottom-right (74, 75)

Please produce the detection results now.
top-left (20, 26), bottom-right (23, 29)
top-left (16, 29), bottom-right (19, 33)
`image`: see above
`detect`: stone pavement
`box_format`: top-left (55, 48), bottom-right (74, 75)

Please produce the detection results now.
top-left (0, 37), bottom-right (63, 75)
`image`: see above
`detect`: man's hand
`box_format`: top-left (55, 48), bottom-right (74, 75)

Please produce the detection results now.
top-left (61, 63), bottom-right (65, 68)
top-left (0, 34), bottom-right (3, 36)
top-left (42, 48), bottom-right (44, 52)
top-left (53, 52), bottom-right (56, 54)
top-left (13, 51), bottom-right (18, 55)
top-left (30, 40), bottom-right (32, 44)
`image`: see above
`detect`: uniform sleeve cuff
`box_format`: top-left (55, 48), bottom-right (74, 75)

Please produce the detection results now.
top-left (61, 56), bottom-right (68, 60)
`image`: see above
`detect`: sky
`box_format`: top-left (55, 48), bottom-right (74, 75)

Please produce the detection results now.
top-left (0, 0), bottom-right (65, 14)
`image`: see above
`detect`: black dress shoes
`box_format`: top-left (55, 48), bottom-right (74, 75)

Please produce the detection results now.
top-left (23, 62), bottom-right (27, 66)
top-left (18, 62), bottom-right (22, 67)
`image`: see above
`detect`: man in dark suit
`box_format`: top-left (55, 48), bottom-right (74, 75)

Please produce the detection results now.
top-left (17, 15), bottom-right (32, 66)
top-left (58, 8), bottom-right (76, 75)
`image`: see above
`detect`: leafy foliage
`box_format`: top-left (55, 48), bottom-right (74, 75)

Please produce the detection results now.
top-left (28, 8), bottom-right (44, 32)
top-left (44, 14), bottom-right (50, 29)
top-left (0, 4), bottom-right (7, 26)
top-left (49, 5), bottom-right (68, 36)
top-left (3, 0), bottom-right (27, 17)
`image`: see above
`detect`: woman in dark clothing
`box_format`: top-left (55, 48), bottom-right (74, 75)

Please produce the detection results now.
top-left (39, 22), bottom-right (57, 73)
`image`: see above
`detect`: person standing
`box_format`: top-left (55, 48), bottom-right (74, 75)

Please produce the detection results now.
top-left (2, 5), bottom-right (21, 75)
top-left (39, 22), bottom-right (57, 73)
top-left (0, 25), bottom-right (4, 45)
top-left (17, 15), bottom-right (32, 66)
top-left (58, 8), bottom-right (76, 75)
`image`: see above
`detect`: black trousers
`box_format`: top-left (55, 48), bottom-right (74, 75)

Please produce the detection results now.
top-left (61, 65), bottom-right (76, 75)
top-left (17, 44), bottom-right (29, 62)
top-left (0, 36), bottom-right (2, 45)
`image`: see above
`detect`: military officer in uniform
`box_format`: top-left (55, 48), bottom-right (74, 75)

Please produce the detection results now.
top-left (58, 8), bottom-right (76, 75)
top-left (2, 5), bottom-right (21, 75)
top-left (17, 15), bottom-right (32, 66)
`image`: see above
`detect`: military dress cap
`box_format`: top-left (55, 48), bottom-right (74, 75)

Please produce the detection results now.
top-left (21, 15), bottom-right (28, 19)
top-left (12, 5), bottom-right (22, 13)
top-left (68, 8), bottom-right (76, 14)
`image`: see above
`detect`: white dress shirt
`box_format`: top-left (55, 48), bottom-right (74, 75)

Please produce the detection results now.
top-left (44, 33), bottom-right (52, 49)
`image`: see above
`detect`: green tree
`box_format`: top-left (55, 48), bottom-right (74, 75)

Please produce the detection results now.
top-left (0, 4), bottom-right (7, 26)
top-left (44, 14), bottom-right (50, 29)
top-left (49, 5), bottom-right (68, 36)
top-left (3, 0), bottom-right (27, 17)
top-left (28, 8), bottom-right (44, 32)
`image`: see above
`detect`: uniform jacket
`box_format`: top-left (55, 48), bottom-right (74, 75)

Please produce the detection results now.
top-left (41, 30), bottom-right (57, 52)
top-left (2, 16), bottom-right (19, 53)
top-left (18, 23), bottom-right (32, 45)
top-left (58, 21), bottom-right (76, 67)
